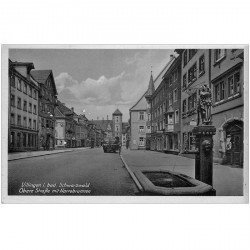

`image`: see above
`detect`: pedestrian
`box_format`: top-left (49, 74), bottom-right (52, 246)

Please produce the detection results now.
top-left (118, 142), bottom-right (121, 155)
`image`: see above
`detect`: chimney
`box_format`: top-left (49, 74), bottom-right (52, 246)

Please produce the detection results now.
top-left (170, 54), bottom-right (175, 60)
top-left (71, 107), bottom-right (74, 112)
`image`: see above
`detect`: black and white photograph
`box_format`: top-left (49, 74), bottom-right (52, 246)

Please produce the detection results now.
top-left (1, 45), bottom-right (248, 202)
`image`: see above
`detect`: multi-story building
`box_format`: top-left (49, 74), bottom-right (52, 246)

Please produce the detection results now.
top-left (211, 49), bottom-right (244, 166)
top-left (54, 101), bottom-right (76, 148)
top-left (178, 49), bottom-right (211, 153)
top-left (31, 70), bottom-right (57, 150)
top-left (129, 93), bottom-right (148, 150)
top-left (146, 55), bottom-right (177, 152)
top-left (162, 55), bottom-right (182, 153)
top-left (112, 109), bottom-right (123, 142)
top-left (9, 60), bottom-right (39, 152)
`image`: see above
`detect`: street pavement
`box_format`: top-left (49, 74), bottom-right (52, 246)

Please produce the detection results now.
top-left (121, 148), bottom-right (244, 196)
top-left (8, 147), bottom-right (138, 196)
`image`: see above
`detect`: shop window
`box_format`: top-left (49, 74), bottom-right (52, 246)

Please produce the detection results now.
top-left (10, 132), bottom-right (15, 147)
top-left (17, 133), bottom-right (21, 147)
top-left (23, 133), bottom-right (27, 147)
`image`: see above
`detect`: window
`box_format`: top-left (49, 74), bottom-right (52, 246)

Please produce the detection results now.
top-left (173, 89), bottom-right (178, 102)
top-left (23, 117), bottom-right (27, 127)
top-left (29, 103), bottom-right (32, 113)
top-left (17, 133), bottom-right (21, 147)
top-left (169, 92), bottom-right (173, 106)
top-left (183, 73), bottom-right (187, 89)
top-left (188, 63), bottom-right (197, 83)
top-left (17, 79), bottom-right (22, 91)
top-left (163, 102), bottom-right (166, 113)
top-left (10, 113), bottom-right (15, 124)
top-left (168, 114), bottom-right (173, 124)
top-left (189, 49), bottom-right (197, 60)
top-left (23, 83), bottom-right (27, 94)
top-left (17, 97), bottom-right (21, 109)
top-left (234, 72), bottom-right (241, 94)
top-left (33, 120), bottom-right (36, 130)
top-left (33, 105), bottom-right (37, 114)
top-left (199, 55), bottom-right (205, 74)
top-left (28, 86), bottom-right (32, 96)
top-left (147, 113), bottom-right (151, 121)
top-left (23, 100), bottom-right (27, 111)
top-left (10, 132), bottom-right (15, 147)
top-left (139, 112), bottom-right (144, 120)
top-left (10, 94), bottom-right (15, 107)
top-left (33, 90), bottom-right (37, 99)
top-left (188, 132), bottom-right (196, 151)
top-left (139, 137), bottom-right (145, 146)
top-left (215, 81), bottom-right (225, 102)
top-left (10, 75), bottom-right (15, 87)
top-left (17, 115), bottom-right (21, 126)
top-left (183, 50), bottom-right (188, 66)
top-left (214, 49), bottom-right (226, 62)
top-left (188, 92), bottom-right (197, 111)
top-left (115, 116), bottom-right (119, 123)
top-left (23, 133), bottom-right (27, 147)
top-left (139, 126), bottom-right (144, 133)
top-left (147, 126), bottom-right (151, 133)
top-left (182, 99), bottom-right (187, 113)
top-left (175, 110), bottom-right (179, 123)
top-left (115, 125), bottom-right (119, 131)
top-left (28, 118), bottom-right (32, 129)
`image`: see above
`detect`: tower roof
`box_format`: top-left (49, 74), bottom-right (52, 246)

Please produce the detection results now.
top-left (145, 71), bottom-right (155, 97)
top-left (113, 108), bottom-right (122, 116)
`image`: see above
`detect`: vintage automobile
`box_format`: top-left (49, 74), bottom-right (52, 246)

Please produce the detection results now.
top-left (103, 138), bottom-right (120, 153)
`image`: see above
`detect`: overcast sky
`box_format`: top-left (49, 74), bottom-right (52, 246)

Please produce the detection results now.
top-left (9, 49), bottom-right (174, 121)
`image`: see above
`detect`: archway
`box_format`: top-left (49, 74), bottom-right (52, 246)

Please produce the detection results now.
top-left (223, 120), bottom-right (243, 167)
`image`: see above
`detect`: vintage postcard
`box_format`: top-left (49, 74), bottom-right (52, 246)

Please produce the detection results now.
top-left (1, 45), bottom-right (249, 203)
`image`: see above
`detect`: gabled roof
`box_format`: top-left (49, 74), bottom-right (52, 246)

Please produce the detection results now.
top-left (92, 120), bottom-right (113, 132)
top-left (31, 69), bottom-right (58, 95)
top-left (55, 100), bottom-right (74, 118)
top-left (129, 91), bottom-right (147, 111)
top-left (113, 109), bottom-right (122, 116)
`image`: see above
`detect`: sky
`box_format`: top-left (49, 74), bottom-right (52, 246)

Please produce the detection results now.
top-left (9, 48), bottom-right (175, 121)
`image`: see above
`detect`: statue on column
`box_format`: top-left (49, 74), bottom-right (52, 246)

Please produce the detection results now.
top-left (197, 84), bottom-right (212, 125)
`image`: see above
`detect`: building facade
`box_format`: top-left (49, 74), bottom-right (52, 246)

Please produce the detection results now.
top-left (54, 101), bottom-right (76, 148)
top-left (112, 109), bottom-right (123, 142)
top-left (179, 49), bottom-right (210, 153)
top-left (9, 60), bottom-right (39, 152)
top-left (129, 93), bottom-right (148, 150)
top-left (211, 49), bottom-right (244, 166)
top-left (31, 70), bottom-right (57, 150)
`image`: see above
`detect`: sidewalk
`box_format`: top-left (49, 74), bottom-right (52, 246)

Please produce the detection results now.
top-left (121, 149), bottom-right (243, 196)
top-left (8, 147), bottom-right (90, 161)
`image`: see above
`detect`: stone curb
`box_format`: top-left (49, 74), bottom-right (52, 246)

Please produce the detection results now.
top-left (119, 154), bottom-right (143, 192)
top-left (8, 147), bottom-right (91, 161)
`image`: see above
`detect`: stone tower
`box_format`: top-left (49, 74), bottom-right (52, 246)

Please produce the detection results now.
top-left (112, 108), bottom-right (122, 142)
